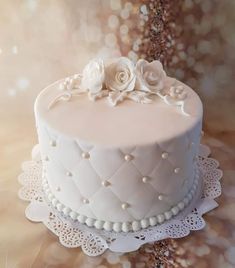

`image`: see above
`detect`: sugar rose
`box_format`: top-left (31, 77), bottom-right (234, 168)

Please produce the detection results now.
top-left (81, 59), bottom-right (105, 93)
top-left (135, 59), bottom-right (166, 93)
top-left (105, 57), bottom-right (136, 92)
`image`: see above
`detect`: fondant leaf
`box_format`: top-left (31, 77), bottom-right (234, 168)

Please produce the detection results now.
top-left (127, 91), bottom-right (152, 104)
top-left (108, 91), bottom-right (127, 106)
top-left (88, 90), bottom-right (109, 101)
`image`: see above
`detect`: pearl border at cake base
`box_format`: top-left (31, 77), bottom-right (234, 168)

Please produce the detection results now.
top-left (18, 144), bottom-right (222, 257)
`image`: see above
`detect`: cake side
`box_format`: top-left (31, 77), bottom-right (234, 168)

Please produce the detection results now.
top-left (34, 58), bottom-right (203, 232)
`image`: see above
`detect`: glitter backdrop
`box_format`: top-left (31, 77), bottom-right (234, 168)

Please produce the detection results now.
top-left (0, 1), bottom-right (235, 267)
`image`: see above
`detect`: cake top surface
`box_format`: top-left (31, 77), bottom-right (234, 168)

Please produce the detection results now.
top-left (35, 57), bottom-right (203, 147)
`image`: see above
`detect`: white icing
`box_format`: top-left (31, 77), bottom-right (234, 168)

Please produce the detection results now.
top-left (63, 207), bottom-right (71, 216)
top-left (149, 217), bottom-right (157, 226)
top-left (135, 59), bottom-right (166, 92)
top-left (124, 154), bottom-right (133, 161)
top-left (121, 203), bottom-right (129, 210)
top-left (35, 79), bottom-right (202, 147)
top-left (142, 176), bottom-right (149, 183)
top-left (50, 140), bottom-right (56, 147)
top-left (105, 57), bottom-right (136, 92)
top-left (132, 221), bottom-right (141, 232)
top-left (94, 220), bottom-right (104, 230)
top-left (140, 219), bottom-right (149, 229)
top-left (122, 222), bottom-right (130, 233)
top-left (113, 222), bottom-right (122, 233)
top-left (164, 211), bottom-right (173, 220)
top-left (35, 60), bottom-right (203, 232)
top-left (85, 218), bottom-right (95, 227)
top-left (81, 59), bottom-right (105, 94)
top-left (77, 214), bottom-right (87, 223)
top-left (42, 171), bottom-right (200, 232)
top-left (82, 152), bottom-right (90, 159)
top-left (161, 152), bottom-right (169, 159)
top-left (157, 214), bottom-right (165, 223)
top-left (171, 206), bottom-right (179, 215)
top-left (46, 57), bottom-right (194, 114)
top-left (66, 171), bottom-right (72, 177)
top-left (103, 221), bottom-right (113, 232)
top-left (174, 167), bottom-right (180, 174)
top-left (101, 180), bottom-right (110, 187)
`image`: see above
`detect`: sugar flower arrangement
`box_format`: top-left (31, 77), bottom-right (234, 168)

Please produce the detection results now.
top-left (49, 57), bottom-right (188, 114)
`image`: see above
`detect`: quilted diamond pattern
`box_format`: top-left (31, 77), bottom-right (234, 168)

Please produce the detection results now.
top-left (72, 160), bottom-right (102, 198)
top-left (89, 188), bottom-right (131, 222)
top-left (131, 144), bottom-right (163, 175)
top-left (37, 120), bottom-right (202, 222)
top-left (109, 162), bottom-right (142, 201)
top-left (89, 148), bottom-right (125, 179)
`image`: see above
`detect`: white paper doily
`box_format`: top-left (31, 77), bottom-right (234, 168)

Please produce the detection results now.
top-left (18, 144), bottom-right (222, 256)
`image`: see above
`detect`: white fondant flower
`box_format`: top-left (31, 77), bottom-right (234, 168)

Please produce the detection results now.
top-left (135, 59), bottom-right (166, 93)
top-left (105, 57), bottom-right (136, 92)
top-left (169, 85), bottom-right (187, 100)
top-left (81, 59), bottom-right (105, 94)
top-left (127, 91), bottom-right (152, 104)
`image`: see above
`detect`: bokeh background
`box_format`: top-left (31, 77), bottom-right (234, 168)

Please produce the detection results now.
top-left (0, 0), bottom-right (235, 267)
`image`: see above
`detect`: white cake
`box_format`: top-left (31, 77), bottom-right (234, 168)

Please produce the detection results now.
top-left (35, 57), bottom-right (203, 232)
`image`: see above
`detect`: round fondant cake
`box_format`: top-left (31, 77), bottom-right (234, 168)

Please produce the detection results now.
top-left (35, 57), bottom-right (203, 232)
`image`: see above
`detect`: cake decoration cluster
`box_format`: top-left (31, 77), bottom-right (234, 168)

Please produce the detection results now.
top-left (48, 57), bottom-right (189, 115)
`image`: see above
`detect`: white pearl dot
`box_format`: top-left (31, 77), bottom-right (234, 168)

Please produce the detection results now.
top-left (66, 171), bottom-right (72, 177)
top-left (171, 206), bottom-right (179, 215)
top-left (164, 211), bottom-right (173, 220)
top-left (142, 176), bottom-right (149, 183)
top-left (140, 219), bottom-right (149, 228)
top-left (174, 167), bottom-right (180, 174)
top-left (82, 152), bottom-right (90, 159)
top-left (122, 222), bottom-right (130, 233)
top-left (56, 203), bottom-right (64, 212)
top-left (157, 214), bottom-right (165, 223)
top-left (82, 198), bottom-right (89, 204)
top-left (44, 156), bottom-right (49, 161)
top-left (69, 211), bottom-right (77, 220)
top-left (55, 186), bottom-right (60, 192)
top-left (149, 217), bottom-right (157, 226)
top-left (132, 221), bottom-right (141, 231)
top-left (50, 140), bottom-right (56, 147)
top-left (86, 218), bottom-right (95, 227)
top-left (161, 152), bottom-right (169, 159)
top-left (178, 202), bottom-right (185, 210)
top-left (48, 193), bottom-right (53, 201)
top-left (183, 197), bottom-right (190, 205)
top-left (94, 220), bottom-right (104, 230)
top-left (101, 180), bottom-right (110, 187)
top-left (77, 214), bottom-right (87, 223)
top-left (158, 194), bottom-right (163, 201)
top-left (113, 222), bottom-right (122, 233)
top-left (188, 192), bottom-right (193, 200)
top-left (121, 203), bottom-right (129, 210)
top-left (63, 207), bottom-right (71, 216)
top-left (59, 83), bottom-right (66, 91)
top-left (52, 198), bottom-right (58, 206)
top-left (103, 221), bottom-right (113, 232)
top-left (124, 154), bottom-right (133, 161)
